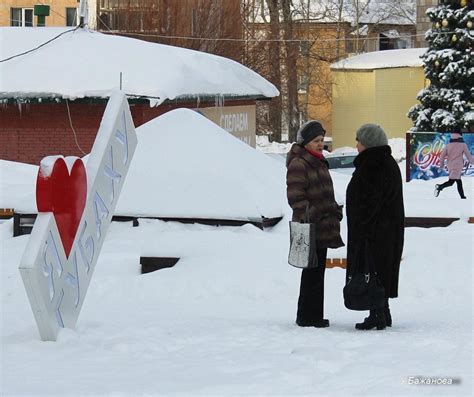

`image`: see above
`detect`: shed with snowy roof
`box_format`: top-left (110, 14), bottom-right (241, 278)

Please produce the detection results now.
top-left (0, 27), bottom-right (278, 164)
top-left (330, 48), bottom-right (427, 148)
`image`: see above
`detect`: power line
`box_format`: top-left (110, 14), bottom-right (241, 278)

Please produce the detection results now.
top-left (104, 29), bottom-right (450, 44)
top-left (65, 99), bottom-right (87, 156)
top-left (0, 26), bottom-right (80, 63)
top-left (94, 9), bottom-right (444, 44)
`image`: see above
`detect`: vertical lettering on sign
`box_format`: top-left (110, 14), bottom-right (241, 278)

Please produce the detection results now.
top-left (78, 221), bottom-right (94, 273)
top-left (93, 192), bottom-right (109, 240)
top-left (42, 231), bottom-right (63, 301)
top-left (104, 147), bottom-right (122, 205)
top-left (115, 112), bottom-right (129, 166)
top-left (65, 251), bottom-right (80, 308)
top-left (55, 289), bottom-right (65, 327)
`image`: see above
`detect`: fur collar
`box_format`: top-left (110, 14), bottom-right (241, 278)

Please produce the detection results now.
top-left (287, 143), bottom-right (328, 169)
top-left (353, 145), bottom-right (392, 168)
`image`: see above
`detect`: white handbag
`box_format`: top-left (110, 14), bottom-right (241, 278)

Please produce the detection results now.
top-left (288, 219), bottom-right (318, 269)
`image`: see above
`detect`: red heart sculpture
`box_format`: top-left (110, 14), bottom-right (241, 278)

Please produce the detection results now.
top-left (36, 157), bottom-right (87, 258)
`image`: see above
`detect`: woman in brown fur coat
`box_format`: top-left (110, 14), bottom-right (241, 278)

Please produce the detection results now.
top-left (286, 120), bottom-right (344, 328)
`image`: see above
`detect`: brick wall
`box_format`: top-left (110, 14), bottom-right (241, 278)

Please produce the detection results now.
top-left (1, 99), bottom-right (255, 165)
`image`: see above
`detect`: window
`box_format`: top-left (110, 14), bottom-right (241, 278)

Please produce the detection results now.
top-left (11, 8), bottom-right (34, 27)
top-left (66, 8), bottom-right (77, 26)
top-left (378, 30), bottom-right (413, 51)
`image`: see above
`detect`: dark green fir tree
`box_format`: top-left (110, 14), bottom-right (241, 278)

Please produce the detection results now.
top-left (409, 0), bottom-right (473, 132)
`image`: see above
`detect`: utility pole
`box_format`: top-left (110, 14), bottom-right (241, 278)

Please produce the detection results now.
top-left (78, 0), bottom-right (88, 27)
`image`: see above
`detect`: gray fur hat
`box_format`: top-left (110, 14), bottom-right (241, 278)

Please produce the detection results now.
top-left (356, 124), bottom-right (388, 148)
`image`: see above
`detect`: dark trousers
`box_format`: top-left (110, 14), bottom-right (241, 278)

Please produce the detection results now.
top-left (438, 178), bottom-right (465, 198)
top-left (297, 248), bottom-right (327, 322)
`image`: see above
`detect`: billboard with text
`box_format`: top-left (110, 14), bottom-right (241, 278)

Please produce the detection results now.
top-left (407, 132), bottom-right (474, 181)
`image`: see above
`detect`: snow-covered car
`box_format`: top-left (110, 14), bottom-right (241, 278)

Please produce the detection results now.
top-left (325, 149), bottom-right (357, 174)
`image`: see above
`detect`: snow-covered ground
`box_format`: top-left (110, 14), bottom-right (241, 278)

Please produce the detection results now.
top-left (1, 214), bottom-right (472, 396)
top-left (1, 127), bottom-right (473, 396)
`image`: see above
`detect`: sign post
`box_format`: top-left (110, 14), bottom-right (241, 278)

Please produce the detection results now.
top-left (19, 91), bottom-right (137, 341)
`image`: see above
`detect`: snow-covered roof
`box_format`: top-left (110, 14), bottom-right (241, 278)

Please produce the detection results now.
top-left (249, 0), bottom-right (415, 26)
top-left (0, 27), bottom-right (278, 105)
top-left (322, 0), bottom-right (415, 25)
top-left (331, 48), bottom-right (426, 70)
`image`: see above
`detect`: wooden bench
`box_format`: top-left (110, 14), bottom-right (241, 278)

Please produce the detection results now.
top-left (326, 258), bottom-right (347, 269)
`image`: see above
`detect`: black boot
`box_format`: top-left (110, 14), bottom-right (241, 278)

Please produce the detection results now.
top-left (296, 318), bottom-right (330, 328)
top-left (385, 307), bottom-right (392, 327)
top-left (355, 309), bottom-right (386, 330)
top-left (385, 299), bottom-right (392, 327)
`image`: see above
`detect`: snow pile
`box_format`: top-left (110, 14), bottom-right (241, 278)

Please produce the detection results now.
top-left (256, 135), bottom-right (293, 154)
top-left (0, 160), bottom-right (37, 212)
top-left (116, 109), bottom-right (287, 220)
top-left (0, 27), bottom-right (278, 105)
top-left (389, 138), bottom-right (407, 162)
top-left (331, 48), bottom-right (426, 70)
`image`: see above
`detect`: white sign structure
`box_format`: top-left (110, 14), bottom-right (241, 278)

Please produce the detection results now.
top-left (19, 91), bottom-right (137, 341)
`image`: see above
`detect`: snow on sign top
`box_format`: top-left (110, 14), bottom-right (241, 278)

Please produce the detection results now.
top-left (331, 48), bottom-right (427, 70)
top-left (0, 27), bottom-right (279, 105)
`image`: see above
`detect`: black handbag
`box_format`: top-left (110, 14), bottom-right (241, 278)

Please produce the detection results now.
top-left (343, 241), bottom-right (385, 311)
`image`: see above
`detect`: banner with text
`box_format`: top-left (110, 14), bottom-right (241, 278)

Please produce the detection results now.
top-left (198, 105), bottom-right (256, 148)
top-left (408, 132), bottom-right (474, 181)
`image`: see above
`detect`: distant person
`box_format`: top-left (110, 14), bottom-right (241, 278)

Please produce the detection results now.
top-left (323, 144), bottom-right (331, 152)
top-left (345, 124), bottom-right (404, 330)
top-left (286, 120), bottom-right (344, 328)
top-left (435, 131), bottom-right (474, 199)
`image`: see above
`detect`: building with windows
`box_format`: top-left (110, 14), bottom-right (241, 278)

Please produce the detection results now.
top-left (244, 0), bottom-right (416, 140)
top-left (294, 20), bottom-right (416, 139)
top-left (0, 0), bottom-right (80, 27)
top-left (331, 48), bottom-right (427, 148)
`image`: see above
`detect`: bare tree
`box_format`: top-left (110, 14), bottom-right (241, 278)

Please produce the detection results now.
top-left (281, 0), bottom-right (300, 142)
top-left (98, 0), bottom-right (243, 62)
top-left (266, 0), bottom-right (283, 142)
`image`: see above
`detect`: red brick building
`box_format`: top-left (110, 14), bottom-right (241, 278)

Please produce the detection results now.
top-left (1, 97), bottom-right (261, 165)
top-left (0, 27), bottom-right (277, 165)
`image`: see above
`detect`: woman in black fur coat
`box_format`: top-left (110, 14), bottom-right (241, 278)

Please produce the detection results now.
top-left (345, 124), bottom-right (405, 330)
